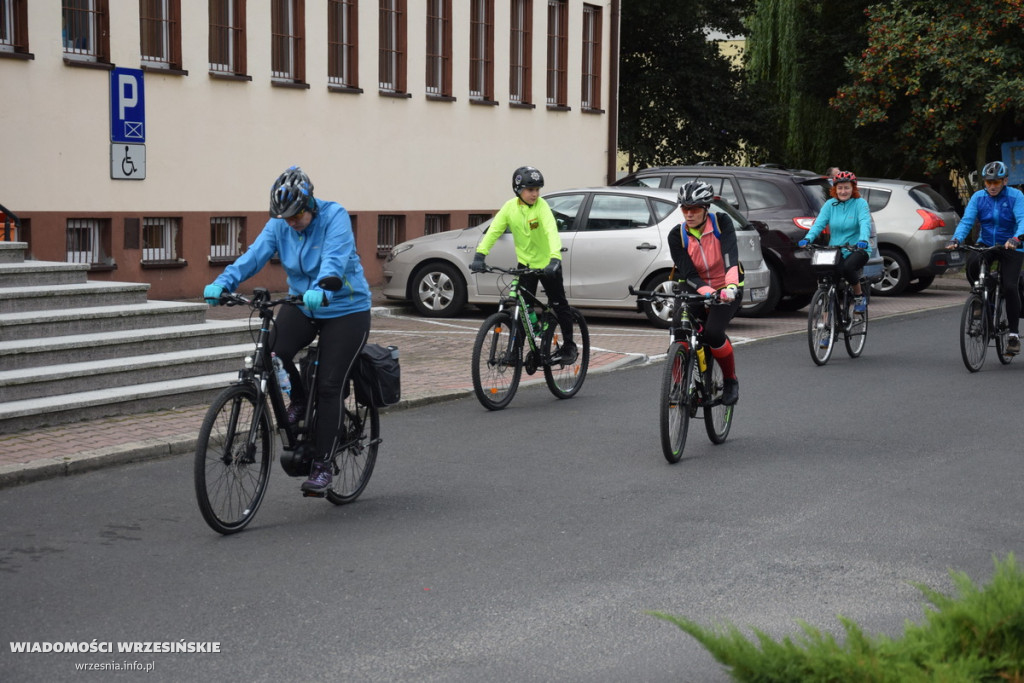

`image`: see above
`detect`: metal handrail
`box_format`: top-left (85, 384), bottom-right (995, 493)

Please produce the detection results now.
top-left (0, 203), bottom-right (21, 242)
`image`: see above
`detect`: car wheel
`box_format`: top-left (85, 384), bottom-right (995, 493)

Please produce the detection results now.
top-left (871, 248), bottom-right (911, 296)
top-left (410, 262), bottom-right (467, 317)
top-left (738, 261), bottom-right (782, 318)
top-left (905, 274), bottom-right (935, 293)
top-left (640, 272), bottom-right (675, 328)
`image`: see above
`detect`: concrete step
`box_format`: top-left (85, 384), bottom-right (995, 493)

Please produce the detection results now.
top-left (0, 261), bottom-right (90, 287)
top-left (0, 301), bottom-right (210, 341)
top-left (0, 281), bottom-right (151, 313)
top-left (0, 372), bottom-right (239, 433)
top-left (0, 345), bottom-right (251, 401)
top-left (0, 242), bottom-right (27, 264)
top-left (0, 319), bottom-right (253, 370)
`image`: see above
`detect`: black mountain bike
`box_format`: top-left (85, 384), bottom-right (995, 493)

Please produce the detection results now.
top-left (471, 265), bottom-right (590, 410)
top-left (631, 284), bottom-right (733, 464)
top-left (194, 281), bottom-right (380, 534)
top-left (958, 244), bottom-right (1022, 372)
top-left (806, 244), bottom-right (869, 366)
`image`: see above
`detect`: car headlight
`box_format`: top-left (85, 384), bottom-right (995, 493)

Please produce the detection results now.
top-left (386, 243), bottom-right (415, 262)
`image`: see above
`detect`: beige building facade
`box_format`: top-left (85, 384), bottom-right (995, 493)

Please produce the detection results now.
top-left (0, 1), bottom-right (619, 298)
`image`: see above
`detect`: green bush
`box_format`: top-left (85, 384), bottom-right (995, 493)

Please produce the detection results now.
top-left (650, 554), bottom-right (1024, 682)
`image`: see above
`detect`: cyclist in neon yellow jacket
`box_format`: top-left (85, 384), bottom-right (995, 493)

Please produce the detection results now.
top-left (469, 166), bottom-right (577, 363)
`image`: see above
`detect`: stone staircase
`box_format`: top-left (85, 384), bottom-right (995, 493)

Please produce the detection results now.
top-left (0, 242), bottom-right (252, 433)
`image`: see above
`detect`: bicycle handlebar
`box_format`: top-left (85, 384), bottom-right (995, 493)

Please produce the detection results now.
top-left (804, 243), bottom-right (868, 252)
top-left (218, 289), bottom-right (302, 309)
top-left (628, 284), bottom-right (724, 305)
top-left (477, 264), bottom-right (546, 276)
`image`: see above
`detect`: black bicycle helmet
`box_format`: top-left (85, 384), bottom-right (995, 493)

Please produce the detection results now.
top-left (512, 166), bottom-right (545, 197)
top-left (270, 166), bottom-right (315, 218)
top-left (678, 180), bottom-right (714, 207)
top-left (982, 161), bottom-right (1008, 181)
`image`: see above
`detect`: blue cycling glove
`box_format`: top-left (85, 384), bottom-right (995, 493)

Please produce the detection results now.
top-left (797, 239), bottom-right (809, 248)
top-left (204, 284), bottom-right (224, 306)
top-left (303, 289), bottom-right (327, 312)
top-left (856, 241), bottom-right (869, 250)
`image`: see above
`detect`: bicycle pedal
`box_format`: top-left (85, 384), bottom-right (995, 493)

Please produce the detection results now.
top-left (301, 490), bottom-right (327, 498)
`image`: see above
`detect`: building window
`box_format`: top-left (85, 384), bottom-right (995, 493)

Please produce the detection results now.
top-left (509, 0), bottom-right (531, 105)
top-left (581, 4), bottom-right (601, 111)
top-left (469, 0), bottom-right (494, 102)
top-left (546, 0), bottom-right (567, 108)
top-left (62, 0), bottom-right (110, 64)
top-left (271, 0), bottom-right (305, 85)
top-left (0, 0), bottom-right (30, 56)
top-left (142, 217), bottom-right (180, 262)
top-left (140, 0), bottom-right (183, 71)
top-left (468, 213), bottom-right (491, 227)
top-left (209, 0), bottom-right (246, 77)
top-left (378, 0), bottom-right (406, 94)
top-left (66, 218), bottom-right (108, 265)
top-left (424, 214), bottom-right (449, 236)
top-left (377, 215), bottom-right (405, 257)
top-left (425, 0), bottom-right (450, 98)
top-left (328, 0), bottom-right (358, 89)
top-left (209, 216), bottom-right (244, 261)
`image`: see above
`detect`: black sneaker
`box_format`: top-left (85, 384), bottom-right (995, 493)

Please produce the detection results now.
top-left (721, 378), bottom-right (739, 406)
top-left (553, 341), bottom-right (578, 365)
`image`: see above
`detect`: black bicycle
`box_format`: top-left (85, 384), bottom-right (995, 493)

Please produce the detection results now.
top-left (471, 265), bottom-right (590, 410)
top-left (806, 244), bottom-right (869, 366)
top-left (957, 244), bottom-right (1021, 372)
top-left (631, 284), bottom-right (733, 463)
top-left (194, 280), bottom-right (380, 534)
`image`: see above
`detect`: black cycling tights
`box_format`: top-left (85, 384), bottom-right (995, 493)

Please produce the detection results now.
top-left (841, 250), bottom-right (869, 289)
top-left (271, 306), bottom-right (371, 461)
top-left (966, 248), bottom-right (1024, 334)
top-left (517, 267), bottom-right (574, 344)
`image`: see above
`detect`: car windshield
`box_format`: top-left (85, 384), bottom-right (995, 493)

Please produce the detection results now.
top-left (909, 185), bottom-right (954, 212)
top-left (798, 179), bottom-right (831, 212)
top-left (711, 199), bottom-right (755, 231)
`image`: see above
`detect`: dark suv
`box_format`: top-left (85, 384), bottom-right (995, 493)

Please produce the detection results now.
top-left (614, 165), bottom-right (861, 316)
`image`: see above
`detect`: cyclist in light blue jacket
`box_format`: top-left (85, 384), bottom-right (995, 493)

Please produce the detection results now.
top-left (947, 160), bottom-right (1024, 355)
top-left (798, 170), bottom-right (873, 313)
top-left (203, 166), bottom-right (372, 494)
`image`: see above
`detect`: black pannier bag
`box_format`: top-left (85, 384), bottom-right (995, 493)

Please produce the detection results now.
top-left (354, 344), bottom-right (401, 408)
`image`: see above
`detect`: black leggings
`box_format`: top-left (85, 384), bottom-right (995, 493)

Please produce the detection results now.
top-left (841, 250), bottom-right (869, 288)
top-left (684, 292), bottom-right (742, 349)
top-left (966, 248), bottom-right (1024, 334)
top-left (518, 267), bottom-right (574, 344)
top-left (271, 306), bottom-right (371, 461)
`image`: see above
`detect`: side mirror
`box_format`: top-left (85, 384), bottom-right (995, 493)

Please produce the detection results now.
top-left (318, 276), bottom-right (343, 291)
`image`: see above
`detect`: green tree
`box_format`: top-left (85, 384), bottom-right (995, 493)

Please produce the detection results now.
top-left (833, 0), bottom-right (1024, 186)
top-left (618, 0), bottom-right (764, 172)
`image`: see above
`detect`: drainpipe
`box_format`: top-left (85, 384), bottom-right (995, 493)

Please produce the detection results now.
top-left (606, 0), bottom-right (621, 185)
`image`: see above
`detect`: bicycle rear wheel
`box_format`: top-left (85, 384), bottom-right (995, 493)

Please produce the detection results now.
top-left (542, 308), bottom-right (590, 399)
top-left (807, 288), bottom-right (835, 366)
top-left (660, 341), bottom-right (695, 463)
top-left (844, 293), bottom-right (868, 358)
top-left (472, 311), bottom-right (523, 410)
top-left (326, 378), bottom-right (380, 505)
top-left (702, 356), bottom-right (733, 445)
top-left (959, 293), bottom-right (987, 372)
top-left (194, 384), bottom-right (273, 535)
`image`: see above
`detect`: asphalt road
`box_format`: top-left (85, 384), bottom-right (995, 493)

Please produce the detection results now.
top-left (2, 305), bottom-right (1022, 682)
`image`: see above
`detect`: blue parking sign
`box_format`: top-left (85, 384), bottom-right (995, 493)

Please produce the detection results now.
top-left (110, 67), bottom-right (145, 143)
top-left (1002, 141), bottom-right (1024, 186)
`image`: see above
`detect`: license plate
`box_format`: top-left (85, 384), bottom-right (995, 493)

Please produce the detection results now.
top-left (947, 250), bottom-right (963, 264)
top-left (748, 287), bottom-right (767, 302)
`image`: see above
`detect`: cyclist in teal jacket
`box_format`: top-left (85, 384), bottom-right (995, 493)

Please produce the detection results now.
top-left (469, 166), bottom-right (577, 363)
top-left (947, 160), bottom-right (1024, 354)
top-left (798, 170), bottom-right (872, 313)
top-left (203, 166), bottom-right (372, 494)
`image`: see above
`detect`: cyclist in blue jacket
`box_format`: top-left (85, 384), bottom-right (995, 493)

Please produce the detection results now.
top-left (203, 166), bottom-right (372, 493)
top-left (947, 161), bottom-right (1024, 355)
top-left (798, 170), bottom-right (872, 313)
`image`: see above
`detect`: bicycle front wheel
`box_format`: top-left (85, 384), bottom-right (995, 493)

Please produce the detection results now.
top-left (844, 294), bottom-right (868, 358)
top-left (660, 341), bottom-right (695, 463)
top-left (807, 289), bottom-right (835, 366)
top-left (542, 308), bottom-right (590, 399)
top-left (194, 384), bottom-right (273, 535)
top-left (326, 378), bottom-right (380, 505)
top-left (472, 311), bottom-right (523, 410)
top-left (959, 293), bottom-right (987, 372)
top-left (702, 356), bottom-right (733, 445)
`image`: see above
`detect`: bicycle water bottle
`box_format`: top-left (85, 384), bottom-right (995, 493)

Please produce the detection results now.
top-left (528, 309), bottom-right (539, 330)
top-left (696, 347), bottom-right (707, 373)
top-left (272, 353), bottom-right (291, 396)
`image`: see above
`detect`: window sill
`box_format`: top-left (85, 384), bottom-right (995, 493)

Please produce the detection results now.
top-left (271, 80), bottom-right (311, 90)
top-left (142, 65), bottom-right (188, 76)
top-left (208, 255), bottom-right (240, 266)
top-left (546, 104), bottom-right (572, 112)
top-left (426, 94), bottom-right (457, 103)
top-left (379, 90), bottom-right (412, 99)
top-left (470, 98), bottom-right (499, 107)
top-left (329, 84), bottom-right (363, 94)
top-left (141, 259), bottom-right (188, 269)
top-left (509, 101), bottom-right (535, 110)
top-left (63, 57), bottom-right (114, 71)
top-left (209, 71), bottom-right (253, 82)
top-left (87, 262), bottom-right (117, 273)
top-left (582, 107), bottom-right (605, 115)
top-left (376, 249), bottom-right (393, 258)
top-left (0, 51), bottom-right (34, 61)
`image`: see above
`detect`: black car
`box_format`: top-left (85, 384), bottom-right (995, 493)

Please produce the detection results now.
top-left (614, 165), bottom-right (859, 316)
